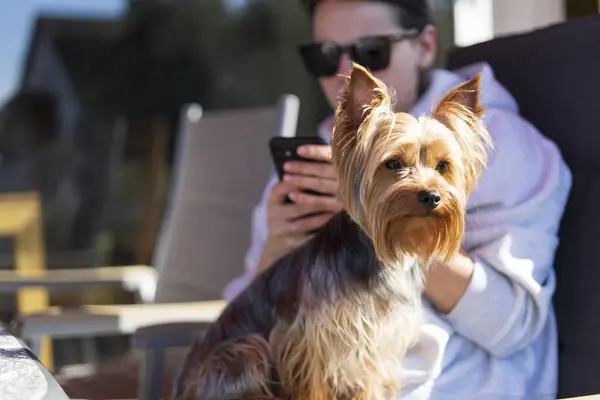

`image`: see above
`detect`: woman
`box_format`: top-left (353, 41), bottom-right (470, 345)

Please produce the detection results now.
top-left (225, 0), bottom-right (572, 399)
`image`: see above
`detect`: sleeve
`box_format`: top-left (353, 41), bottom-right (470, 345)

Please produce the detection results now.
top-left (442, 109), bottom-right (572, 357)
top-left (222, 175), bottom-right (278, 301)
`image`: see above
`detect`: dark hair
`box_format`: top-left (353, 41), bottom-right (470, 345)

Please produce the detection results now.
top-left (301, 0), bottom-right (433, 32)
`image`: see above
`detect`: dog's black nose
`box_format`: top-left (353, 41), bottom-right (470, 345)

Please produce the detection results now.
top-left (418, 190), bottom-right (441, 210)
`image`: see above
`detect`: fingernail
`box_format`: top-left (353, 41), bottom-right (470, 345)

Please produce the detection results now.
top-left (283, 174), bottom-right (292, 182)
top-left (288, 192), bottom-right (298, 201)
top-left (283, 162), bottom-right (293, 171)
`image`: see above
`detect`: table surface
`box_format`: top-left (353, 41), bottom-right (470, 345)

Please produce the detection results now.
top-left (0, 325), bottom-right (69, 400)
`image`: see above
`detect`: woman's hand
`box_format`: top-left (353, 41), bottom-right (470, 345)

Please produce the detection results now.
top-left (424, 250), bottom-right (475, 314)
top-left (256, 144), bottom-right (343, 273)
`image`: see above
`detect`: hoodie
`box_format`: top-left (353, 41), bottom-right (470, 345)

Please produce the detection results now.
top-left (223, 62), bottom-right (572, 399)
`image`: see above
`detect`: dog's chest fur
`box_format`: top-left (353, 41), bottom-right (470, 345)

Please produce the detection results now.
top-left (268, 214), bottom-right (425, 399)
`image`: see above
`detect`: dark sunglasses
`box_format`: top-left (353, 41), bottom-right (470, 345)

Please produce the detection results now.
top-left (298, 29), bottom-right (420, 78)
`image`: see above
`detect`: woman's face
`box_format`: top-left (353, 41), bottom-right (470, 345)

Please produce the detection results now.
top-left (313, 0), bottom-right (437, 113)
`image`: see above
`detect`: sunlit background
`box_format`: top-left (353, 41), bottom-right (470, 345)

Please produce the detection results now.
top-left (0, 1), bottom-right (597, 397)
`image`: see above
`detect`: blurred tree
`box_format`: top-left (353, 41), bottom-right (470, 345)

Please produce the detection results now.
top-left (79, 0), bottom-right (225, 115)
top-left (79, 0), bottom-right (324, 135)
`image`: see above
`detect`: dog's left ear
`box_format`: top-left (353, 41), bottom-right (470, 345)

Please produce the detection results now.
top-left (432, 73), bottom-right (492, 194)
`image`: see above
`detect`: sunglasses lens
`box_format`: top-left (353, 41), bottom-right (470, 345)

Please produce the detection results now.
top-left (350, 38), bottom-right (391, 71)
top-left (299, 43), bottom-right (341, 78)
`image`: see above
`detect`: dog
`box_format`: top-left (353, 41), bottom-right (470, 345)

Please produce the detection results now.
top-left (173, 63), bottom-right (492, 400)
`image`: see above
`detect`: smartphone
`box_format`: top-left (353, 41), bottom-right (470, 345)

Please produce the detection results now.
top-left (269, 136), bottom-right (332, 200)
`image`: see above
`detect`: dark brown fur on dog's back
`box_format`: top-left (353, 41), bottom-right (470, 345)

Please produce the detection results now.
top-left (173, 211), bottom-right (385, 399)
top-left (180, 334), bottom-right (282, 399)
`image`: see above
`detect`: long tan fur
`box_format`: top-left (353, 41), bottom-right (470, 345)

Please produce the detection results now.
top-left (271, 267), bottom-right (424, 399)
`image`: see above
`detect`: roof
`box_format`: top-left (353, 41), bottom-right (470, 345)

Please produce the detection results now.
top-left (19, 14), bottom-right (121, 89)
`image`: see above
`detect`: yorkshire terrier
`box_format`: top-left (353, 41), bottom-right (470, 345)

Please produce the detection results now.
top-left (173, 63), bottom-right (492, 400)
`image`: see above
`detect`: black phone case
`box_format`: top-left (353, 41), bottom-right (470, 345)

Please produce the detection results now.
top-left (269, 136), bottom-right (333, 233)
top-left (269, 136), bottom-right (328, 179)
top-left (269, 136), bottom-right (332, 205)
top-left (269, 136), bottom-right (332, 195)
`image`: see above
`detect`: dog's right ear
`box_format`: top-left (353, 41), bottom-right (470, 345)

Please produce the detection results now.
top-left (331, 64), bottom-right (393, 228)
top-left (338, 63), bottom-right (392, 131)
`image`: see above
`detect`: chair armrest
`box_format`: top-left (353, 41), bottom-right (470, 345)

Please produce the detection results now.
top-left (16, 300), bottom-right (227, 341)
top-left (134, 322), bottom-right (208, 351)
top-left (0, 265), bottom-right (157, 302)
top-left (134, 323), bottom-right (210, 400)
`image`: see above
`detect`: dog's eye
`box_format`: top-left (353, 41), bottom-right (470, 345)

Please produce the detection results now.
top-left (436, 160), bottom-right (449, 173)
top-left (384, 159), bottom-right (403, 171)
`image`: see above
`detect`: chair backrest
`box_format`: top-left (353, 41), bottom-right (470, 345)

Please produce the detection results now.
top-left (153, 95), bottom-right (299, 303)
top-left (447, 15), bottom-right (600, 398)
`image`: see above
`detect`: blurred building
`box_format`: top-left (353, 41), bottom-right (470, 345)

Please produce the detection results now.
top-left (19, 16), bottom-right (121, 263)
